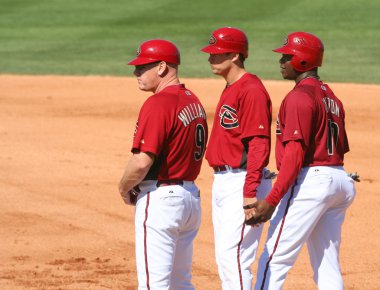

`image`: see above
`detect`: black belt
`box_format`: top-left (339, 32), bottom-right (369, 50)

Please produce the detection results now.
top-left (156, 180), bottom-right (184, 187)
top-left (213, 165), bottom-right (234, 172)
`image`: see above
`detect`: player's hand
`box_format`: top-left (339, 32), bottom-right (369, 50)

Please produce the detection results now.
top-left (120, 187), bottom-right (140, 206)
top-left (243, 197), bottom-right (260, 226)
top-left (252, 199), bottom-right (276, 223)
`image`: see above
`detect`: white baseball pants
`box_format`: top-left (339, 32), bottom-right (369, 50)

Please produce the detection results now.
top-left (255, 166), bottom-right (356, 290)
top-left (134, 180), bottom-right (201, 290)
top-left (212, 169), bottom-right (272, 290)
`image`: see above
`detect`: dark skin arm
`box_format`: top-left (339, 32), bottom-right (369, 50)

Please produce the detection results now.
top-left (251, 140), bottom-right (305, 224)
top-left (247, 200), bottom-right (276, 224)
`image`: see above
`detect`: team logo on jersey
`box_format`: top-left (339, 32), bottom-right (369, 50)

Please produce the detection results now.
top-left (219, 105), bottom-right (239, 129)
top-left (209, 35), bottom-right (217, 45)
top-left (275, 116), bottom-right (281, 134)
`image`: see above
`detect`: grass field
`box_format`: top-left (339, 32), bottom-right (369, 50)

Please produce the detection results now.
top-left (1, 0), bottom-right (379, 83)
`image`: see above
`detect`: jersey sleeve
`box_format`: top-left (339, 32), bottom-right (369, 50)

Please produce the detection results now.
top-left (265, 140), bottom-right (305, 206)
top-left (132, 98), bottom-right (168, 156)
top-left (243, 136), bottom-right (270, 198)
top-left (239, 86), bottom-right (271, 140)
top-left (281, 91), bottom-right (314, 147)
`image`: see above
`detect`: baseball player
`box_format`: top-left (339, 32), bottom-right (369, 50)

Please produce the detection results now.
top-left (249, 32), bottom-right (357, 290)
top-left (200, 27), bottom-right (273, 290)
top-left (119, 39), bottom-right (208, 290)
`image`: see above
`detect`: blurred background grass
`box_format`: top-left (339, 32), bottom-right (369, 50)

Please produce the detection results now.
top-left (0, 0), bottom-right (379, 83)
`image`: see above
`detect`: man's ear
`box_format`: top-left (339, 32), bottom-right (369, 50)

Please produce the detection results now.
top-left (230, 52), bottom-right (240, 62)
top-left (157, 61), bottom-right (168, 77)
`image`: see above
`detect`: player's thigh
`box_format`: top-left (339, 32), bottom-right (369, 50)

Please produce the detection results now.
top-left (212, 172), bottom-right (245, 233)
top-left (307, 170), bottom-right (356, 266)
top-left (265, 178), bottom-right (332, 258)
top-left (135, 190), bottom-right (184, 286)
top-left (307, 205), bottom-right (346, 264)
top-left (216, 192), bottom-right (245, 244)
top-left (171, 188), bottom-right (201, 289)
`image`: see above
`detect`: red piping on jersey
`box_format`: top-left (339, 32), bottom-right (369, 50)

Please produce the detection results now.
top-left (144, 192), bottom-right (151, 290)
top-left (260, 180), bottom-right (297, 290)
top-left (237, 221), bottom-right (245, 290)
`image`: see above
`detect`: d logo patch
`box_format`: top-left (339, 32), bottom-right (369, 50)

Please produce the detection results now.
top-left (219, 105), bottom-right (239, 129)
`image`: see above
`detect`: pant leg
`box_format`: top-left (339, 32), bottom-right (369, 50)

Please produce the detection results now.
top-left (171, 184), bottom-right (202, 290)
top-left (213, 171), bottom-right (271, 290)
top-left (307, 169), bottom-right (356, 290)
top-left (212, 182), bottom-right (224, 283)
top-left (307, 208), bottom-right (345, 290)
top-left (135, 186), bottom-right (186, 290)
top-left (255, 168), bottom-right (335, 290)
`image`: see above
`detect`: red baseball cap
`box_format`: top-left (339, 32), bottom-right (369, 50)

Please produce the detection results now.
top-left (128, 39), bottom-right (180, 65)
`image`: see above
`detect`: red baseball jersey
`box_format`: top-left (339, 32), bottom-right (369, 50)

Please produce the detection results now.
top-left (132, 84), bottom-right (208, 181)
top-left (275, 77), bottom-right (349, 169)
top-left (206, 73), bottom-right (272, 168)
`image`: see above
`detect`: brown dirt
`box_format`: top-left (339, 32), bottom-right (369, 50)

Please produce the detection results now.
top-left (0, 75), bottom-right (379, 289)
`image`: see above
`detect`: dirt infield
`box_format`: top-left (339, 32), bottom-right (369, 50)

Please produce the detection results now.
top-left (0, 75), bottom-right (379, 289)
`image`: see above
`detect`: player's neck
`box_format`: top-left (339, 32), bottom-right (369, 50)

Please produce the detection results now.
top-left (295, 71), bottom-right (320, 84)
top-left (155, 75), bottom-right (180, 93)
top-left (225, 67), bottom-right (246, 87)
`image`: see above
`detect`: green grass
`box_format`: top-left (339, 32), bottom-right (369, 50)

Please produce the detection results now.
top-left (0, 0), bottom-right (379, 83)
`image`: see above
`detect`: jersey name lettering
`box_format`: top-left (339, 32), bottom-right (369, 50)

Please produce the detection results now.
top-left (322, 97), bottom-right (340, 117)
top-left (178, 103), bottom-right (206, 127)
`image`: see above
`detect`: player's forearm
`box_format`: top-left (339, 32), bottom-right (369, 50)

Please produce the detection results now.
top-left (265, 140), bottom-right (305, 206)
top-left (243, 136), bottom-right (270, 198)
top-left (119, 152), bottom-right (154, 194)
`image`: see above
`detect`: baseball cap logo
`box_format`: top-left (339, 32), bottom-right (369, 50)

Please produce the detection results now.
top-left (293, 37), bottom-right (306, 45)
top-left (209, 35), bottom-right (217, 45)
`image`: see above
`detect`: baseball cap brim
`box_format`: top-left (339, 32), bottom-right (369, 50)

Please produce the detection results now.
top-left (201, 45), bottom-right (232, 54)
top-left (272, 46), bottom-right (293, 54)
top-left (127, 57), bottom-right (159, 66)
